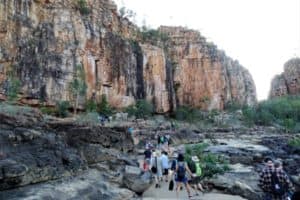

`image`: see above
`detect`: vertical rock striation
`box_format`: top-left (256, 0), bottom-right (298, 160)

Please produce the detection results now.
top-left (0, 0), bottom-right (257, 112)
top-left (160, 26), bottom-right (257, 110)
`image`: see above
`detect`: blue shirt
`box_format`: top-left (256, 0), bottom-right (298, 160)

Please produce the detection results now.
top-left (161, 154), bottom-right (169, 169)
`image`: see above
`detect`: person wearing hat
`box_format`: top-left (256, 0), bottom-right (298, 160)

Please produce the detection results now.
top-left (189, 156), bottom-right (205, 194)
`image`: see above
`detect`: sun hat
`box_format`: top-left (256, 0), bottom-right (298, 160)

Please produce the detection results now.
top-left (191, 156), bottom-right (199, 162)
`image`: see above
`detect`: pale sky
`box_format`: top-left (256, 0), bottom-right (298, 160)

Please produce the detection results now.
top-left (115, 0), bottom-right (300, 100)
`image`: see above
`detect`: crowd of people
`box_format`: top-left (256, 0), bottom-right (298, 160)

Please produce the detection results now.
top-left (142, 131), bottom-right (205, 199)
top-left (141, 135), bottom-right (298, 200)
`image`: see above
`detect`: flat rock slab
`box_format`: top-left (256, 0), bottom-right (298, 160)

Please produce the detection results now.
top-left (0, 169), bottom-right (134, 200)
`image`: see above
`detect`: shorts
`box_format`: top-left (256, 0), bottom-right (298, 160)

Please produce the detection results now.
top-left (163, 168), bottom-right (169, 175)
top-left (145, 158), bottom-right (151, 165)
top-left (175, 176), bottom-right (188, 183)
top-left (188, 176), bottom-right (202, 185)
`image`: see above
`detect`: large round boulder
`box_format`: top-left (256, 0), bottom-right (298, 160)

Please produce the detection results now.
top-left (122, 165), bottom-right (152, 195)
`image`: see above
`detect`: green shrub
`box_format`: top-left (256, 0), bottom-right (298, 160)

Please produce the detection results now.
top-left (40, 106), bottom-right (56, 116)
top-left (77, 0), bottom-right (90, 15)
top-left (174, 106), bottom-right (204, 122)
top-left (6, 78), bottom-right (21, 101)
top-left (283, 118), bottom-right (296, 130)
top-left (56, 101), bottom-right (70, 118)
top-left (76, 112), bottom-right (99, 126)
top-left (97, 95), bottom-right (113, 116)
top-left (224, 101), bottom-right (243, 112)
top-left (140, 28), bottom-right (169, 44)
top-left (70, 64), bottom-right (87, 115)
top-left (185, 143), bottom-right (229, 178)
top-left (242, 96), bottom-right (300, 131)
top-left (124, 99), bottom-right (154, 119)
top-left (136, 99), bottom-right (154, 118)
top-left (242, 106), bottom-right (256, 126)
top-left (85, 99), bottom-right (97, 112)
top-left (124, 104), bottom-right (136, 117)
top-left (288, 137), bottom-right (300, 148)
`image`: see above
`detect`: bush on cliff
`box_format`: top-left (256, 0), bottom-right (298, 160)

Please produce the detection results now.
top-left (56, 101), bottom-right (70, 118)
top-left (69, 64), bottom-right (87, 115)
top-left (125, 99), bottom-right (154, 119)
top-left (140, 28), bottom-right (169, 44)
top-left (6, 78), bottom-right (20, 101)
top-left (85, 99), bottom-right (97, 112)
top-left (77, 0), bottom-right (90, 15)
top-left (40, 106), bottom-right (57, 116)
top-left (173, 106), bottom-right (204, 122)
top-left (5, 69), bottom-right (21, 102)
top-left (97, 95), bottom-right (113, 116)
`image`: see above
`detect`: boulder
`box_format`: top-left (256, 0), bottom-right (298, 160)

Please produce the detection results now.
top-left (123, 167), bottom-right (152, 195)
top-left (208, 169), bottom-right (263, 200)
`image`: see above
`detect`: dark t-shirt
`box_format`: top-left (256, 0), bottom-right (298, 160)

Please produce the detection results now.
top-left (144, 149), bottom-right (151, 159)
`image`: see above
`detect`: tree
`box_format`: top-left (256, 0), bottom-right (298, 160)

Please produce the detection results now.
top-left (97, 94), bottom-right (112, 116)
top-left (6, 69), bottom-right (21, 102)
top-left (119, 6), bottom-right (136, 20)
top-left (7, 78), bottom-right (20, 102)
top-left (70, 64), bottom-right (87, 115)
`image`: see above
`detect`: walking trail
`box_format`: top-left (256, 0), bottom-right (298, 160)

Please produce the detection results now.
top-left (142, 179), bottom-right (247, 200)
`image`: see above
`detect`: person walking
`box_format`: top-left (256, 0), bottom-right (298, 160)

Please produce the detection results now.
top-left (161, 151), bottom-right (169, 182)
top-left (259, 157), bottom-right (294, 200)
top-left (151, 150), bottom-right (163, 188)
top-left (189, 156), bottom-right (205, 194)
top-left (143, 147), bottom-right (152, 171)
top-left (175, 153), bottom-right (194, 199)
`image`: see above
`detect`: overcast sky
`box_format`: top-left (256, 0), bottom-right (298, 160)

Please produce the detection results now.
top-left (115, 0), bottom-right (300, 100)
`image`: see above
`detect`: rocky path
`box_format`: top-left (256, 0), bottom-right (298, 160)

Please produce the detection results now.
top-left (141, 179), bottom-right (246, 200)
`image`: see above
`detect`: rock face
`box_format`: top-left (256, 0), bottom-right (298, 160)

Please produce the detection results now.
top-left (0, 0), bottom-right (256, 112)
top-left (270, 58), bottom-right (300, 98)
top-left (160, 26), bottom-right (257, 110)
top-left (0, 104), bottom-right (134, 194)
top-left (0, 169), bottom-right (134, 200)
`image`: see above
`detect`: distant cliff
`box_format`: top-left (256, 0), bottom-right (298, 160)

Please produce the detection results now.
top-left (0, 0), bottom-right (257, 112)
top-left (269, 58), bottom-right (300, 98)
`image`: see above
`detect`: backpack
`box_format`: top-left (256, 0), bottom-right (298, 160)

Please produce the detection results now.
top-left (188, 161), bottom-right (196, 173)
top-left (271, 171), bottom-right (285, 197)
top-left (160, 136), bottom-right (164, 143)
top-left (195, 162), bottom-right (202, 177)
top-left (177, 162), bottom-right (186, 179)
top-left (171, 160), bottom-right (177, 171)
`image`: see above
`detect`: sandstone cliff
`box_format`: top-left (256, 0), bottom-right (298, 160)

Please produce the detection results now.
top-left (0, 0), bottom-right (257, 112)
top-left (269, 58), bottom-right (300, 98)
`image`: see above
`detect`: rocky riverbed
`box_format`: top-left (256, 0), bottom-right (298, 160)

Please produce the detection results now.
top-left (0, 105), bottom-right (299, 199)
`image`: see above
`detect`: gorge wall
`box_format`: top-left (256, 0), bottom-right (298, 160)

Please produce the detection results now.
top-left (0, 0), bottom-right (257, 112)
top-left (269, 58), bottom-right (300, 98)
